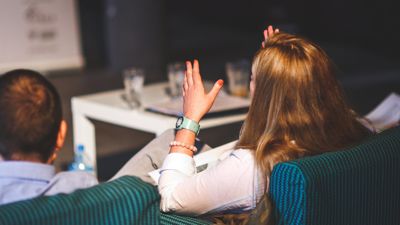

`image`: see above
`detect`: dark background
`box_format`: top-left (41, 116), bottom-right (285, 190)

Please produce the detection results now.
top-left (76, 0), bottom-right (400, 114)
top-left (79, 0), bottom-right (400, 65)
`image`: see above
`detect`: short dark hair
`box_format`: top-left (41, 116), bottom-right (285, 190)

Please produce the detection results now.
top-left (0, 69), bottom-right (62, 162)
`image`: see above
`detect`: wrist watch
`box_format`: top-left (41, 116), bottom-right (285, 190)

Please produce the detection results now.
top-left (175, 116), bottom-right (200, 135)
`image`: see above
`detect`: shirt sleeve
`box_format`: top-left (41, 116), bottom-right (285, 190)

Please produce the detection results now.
top-left (158, 150), bottom-right (261, 216)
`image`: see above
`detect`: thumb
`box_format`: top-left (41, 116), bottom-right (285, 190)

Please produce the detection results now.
top-left (208, 79), bottom-right (224, 100)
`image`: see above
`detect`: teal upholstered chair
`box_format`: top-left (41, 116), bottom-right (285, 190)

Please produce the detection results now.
top-left (0, 126), bottom-right (399, 225)
top-left (0, 175), bottom-right (210, 225)
top-left (268, 125), bottom-right (400, 225)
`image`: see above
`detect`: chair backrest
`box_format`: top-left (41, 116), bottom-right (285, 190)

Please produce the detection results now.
top-left (4, 128), bottom-right (399, 225)
top-left (269, 126), bottom-right (400, 225)
top-left (0, 174), bottom-right (210, 225)
top-left (0, 176), bottom-right (161, 225)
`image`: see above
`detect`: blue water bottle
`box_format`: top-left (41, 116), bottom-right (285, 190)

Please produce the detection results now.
top-left (68, 144), bottom-right (93, 172)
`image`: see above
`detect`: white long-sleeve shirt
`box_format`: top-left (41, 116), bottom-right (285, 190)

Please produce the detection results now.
top-left (158, 149), bottom-right (266, 216)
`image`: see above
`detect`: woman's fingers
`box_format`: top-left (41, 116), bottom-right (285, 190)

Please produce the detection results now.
top-left (185, 61), bottom-right (194, 86)
top-left (181, 60), bottom-right (223, 122)
top-left (262, 25), bottom-right (279, 48)
top-left (183, 71), bottom-right (189, 91)
top-left (207, 79), bottom-right (224, 102)
top-left (263, 29), bottom-right (269, 41)
top-left (263, 25), bottom-right (274, 42)
top-left (268, 25), bottom-right (274, 37)
top-left (192, 59), bottom-right (202, 84)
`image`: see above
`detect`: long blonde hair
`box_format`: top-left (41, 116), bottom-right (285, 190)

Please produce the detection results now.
top-left (239, 32), bottom-right (368, 178)
top-left (215, 33), bottom-right (369, 225)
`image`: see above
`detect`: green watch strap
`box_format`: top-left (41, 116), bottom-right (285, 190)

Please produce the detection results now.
top-left (176, 116), bottom-right (200, 135)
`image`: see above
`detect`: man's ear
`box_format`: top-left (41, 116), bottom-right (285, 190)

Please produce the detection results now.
top-left (55, 120), bottom-right (67, 151)
top-left (47, 120), bottom-right (67, 164)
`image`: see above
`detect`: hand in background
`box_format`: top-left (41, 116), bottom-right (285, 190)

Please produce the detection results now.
top-left (262, 25), bottom-right (280, 48)
top-left (182, 60), bottom-right (224, 123)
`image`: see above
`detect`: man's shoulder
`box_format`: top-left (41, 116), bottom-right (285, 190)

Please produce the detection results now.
top-left (54, 170), bottom-right (98, 183)
top-left (44, 171), bottom-right (99, 196)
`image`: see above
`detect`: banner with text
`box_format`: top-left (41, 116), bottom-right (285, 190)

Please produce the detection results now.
top-left (0, 0), bottom-right (84, 73)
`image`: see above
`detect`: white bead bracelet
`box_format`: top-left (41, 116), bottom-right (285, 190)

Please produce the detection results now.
top-left (169, 141), bottom-right (198, 153)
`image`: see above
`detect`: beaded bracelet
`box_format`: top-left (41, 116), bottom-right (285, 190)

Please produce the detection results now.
top-left (169, 141), bottom-right (198, 153)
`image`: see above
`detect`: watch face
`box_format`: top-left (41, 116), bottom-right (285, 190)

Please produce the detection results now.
top-left (176, 116), bottom-right (184, 128)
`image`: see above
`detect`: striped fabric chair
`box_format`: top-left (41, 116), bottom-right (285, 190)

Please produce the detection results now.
top-left (268, 126), bottom-right (400, 225)
top-left (1, 126), bottom-right (399, 225)
top-left (0, 175), bottom-right (210, 225)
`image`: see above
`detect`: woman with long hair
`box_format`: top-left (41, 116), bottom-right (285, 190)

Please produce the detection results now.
top-left (158, 26), bottom-right (370, 224)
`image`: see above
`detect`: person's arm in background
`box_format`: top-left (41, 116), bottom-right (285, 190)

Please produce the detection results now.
top-left (171, 24), bottom-right (277, 155)
top-left (170, 60), bottom-right (223, 157)
top-left (262, 25), bottom-right (279, 48)
top-left (158, 59), bottom-right (225, 213)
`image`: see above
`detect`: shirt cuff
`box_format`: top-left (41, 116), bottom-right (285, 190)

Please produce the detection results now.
top-left (160, 153), bottom-right (195, 176)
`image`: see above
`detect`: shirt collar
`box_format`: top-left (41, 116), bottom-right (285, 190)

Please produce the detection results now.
top-left (0, 161), bottom-right (56, 182)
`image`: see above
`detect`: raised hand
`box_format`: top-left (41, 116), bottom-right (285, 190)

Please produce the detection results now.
top-left (261, 25), bottom-right (279, 48)
top-left (182, 60), bottom-right (224, 123)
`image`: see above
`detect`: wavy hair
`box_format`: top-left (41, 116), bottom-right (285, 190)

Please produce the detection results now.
top-left (215, 32), bottom-right (369, 225)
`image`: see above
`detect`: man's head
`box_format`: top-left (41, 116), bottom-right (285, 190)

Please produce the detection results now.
top-left (0, 69), bottom-right (66, 163)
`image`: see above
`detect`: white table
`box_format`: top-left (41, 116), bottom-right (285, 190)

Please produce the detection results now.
top-left (72, 82), bottom-right (248, 174)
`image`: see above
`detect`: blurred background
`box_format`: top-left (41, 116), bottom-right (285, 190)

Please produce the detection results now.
top-left (1, 0), bottom-right (399, 180)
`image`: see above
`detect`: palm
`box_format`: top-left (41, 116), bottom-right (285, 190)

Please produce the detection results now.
top-left (182, 60), bottom-right (224, 122)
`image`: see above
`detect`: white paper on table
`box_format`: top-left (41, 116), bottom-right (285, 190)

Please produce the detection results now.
top-left (146, 90), bottom-right (250, 117)
top-left (364, 92), bottom-right (400, 131)
top-left (145, 81), bottom-right (251, 116)
top-left (149, 140), bottom-right (237, 185)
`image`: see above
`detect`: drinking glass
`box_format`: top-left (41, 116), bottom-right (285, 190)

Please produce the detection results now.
top-left (167, 62), bottom-right (185, 98)
top-left (226, 60), bottom-right (250, 97)
top-left (122, 67), bottom-right (145, 108)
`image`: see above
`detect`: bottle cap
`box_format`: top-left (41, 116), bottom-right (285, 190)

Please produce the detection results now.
top-left (77, 144), bottom-right (85, 152)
